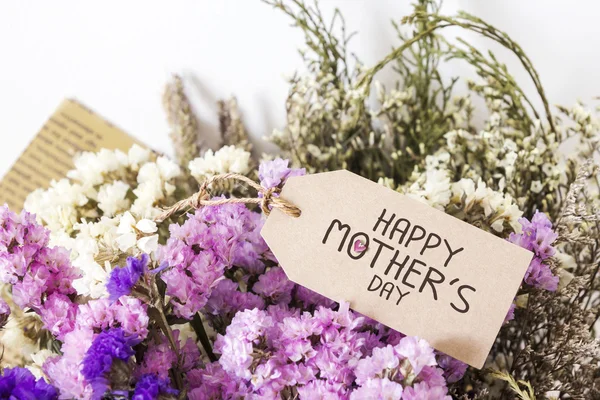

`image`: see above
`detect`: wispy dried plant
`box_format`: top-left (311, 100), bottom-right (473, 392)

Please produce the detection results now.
top-left (163, 74), bottom-right (202, 167)
top-left (218, 97), bottom-right (252, 153)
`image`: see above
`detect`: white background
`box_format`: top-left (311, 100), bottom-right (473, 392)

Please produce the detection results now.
top-left (0, 1), bottom-right (598, 177)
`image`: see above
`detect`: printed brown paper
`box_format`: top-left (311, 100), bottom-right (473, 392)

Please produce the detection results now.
top-left (261, 170), bottom-right (533, 368)
top-left (0, 99), bottom-right (141, 211)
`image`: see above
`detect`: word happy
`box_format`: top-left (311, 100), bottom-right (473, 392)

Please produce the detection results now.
top-left (322, 208), bottom-right (477, 313)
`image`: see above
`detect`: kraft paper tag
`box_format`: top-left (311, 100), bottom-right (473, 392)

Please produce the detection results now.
top-left (261, 170), bottom-right (532, 368)
top-left (0, 99), bottom-right (141, 210)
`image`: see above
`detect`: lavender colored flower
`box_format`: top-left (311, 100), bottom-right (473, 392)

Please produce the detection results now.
top-left (204, 279), bottom-right (265, 331)
top-left (132, 374), bottom-right (178, 400)
top-left (253, 266), bottom-right (295, 305)
top-left (402, 382), bottom-right (452, 400)
top-left (0, 366), bottom-right (58, 400)
top-left (204, 302), bottom-right (451, 398)
top-left (81, 328), bottom-right (137, 399)
top-left (294, 285), bottom-right (337, 309)
top-left (134, 329), bottom-right (200, 379)
top-left (395, 336), bottom-right (437, 376)
top-left (107, 254), bottom-right (148, 301)
top-left (258, 158), bottom-right (306, 190)
top-left (77, 296), bottom-right (149, 341)
top-left (158, 202), bottom-right (269, 319)
top-left (0, 206), bottom-right (81, 340)
top-left (350, 377), bottom-right (403, 399)
top-left (436, 354), bottom-right (467, 384)
top-left (44, 327), bottom-right (95, 399)
top-left (504, 302), bottom-right (516, 324)
top-left (509, 211), bottom-right (559, 291)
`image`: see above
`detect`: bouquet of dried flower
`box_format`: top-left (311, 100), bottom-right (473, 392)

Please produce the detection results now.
top-left (0, 1), bottom-right (598, 399)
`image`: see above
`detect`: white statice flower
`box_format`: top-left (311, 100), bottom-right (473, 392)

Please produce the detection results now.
top-left (406, 169), bottom-right (451, 210)
top-left (188, 145), bottom-right (251, 180)
top-left (27, 349), bottom-right (54, 379)
top-left (67, 148), bottom-right (129, 186)
top-left (116, 212), bottom-right (159, 253)
top-left (70, 217), bottom-right (120, 298)
top-left (128, 144), bottom-right (151, 170)
top-left (452, 178), bottom-right (523, 232)
top-left (530, 180), bottom-right (543, 194)
top-left (130, 157), bottom-right (181, 218)
top-left (97, 181), bottom-right (131, 217)
top-left (24, 179), bottom-right (88, 233)
top-left (2, 318), bottom-right (39, 362)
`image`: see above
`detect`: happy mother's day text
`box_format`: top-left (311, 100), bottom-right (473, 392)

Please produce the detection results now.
top-left (322, 208), bottom-right (477, 313)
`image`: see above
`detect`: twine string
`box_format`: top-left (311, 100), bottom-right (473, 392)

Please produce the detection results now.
top-left (154, 173), bottom-right (301, 223)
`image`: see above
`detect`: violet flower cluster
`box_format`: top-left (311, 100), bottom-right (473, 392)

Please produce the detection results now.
top-left (187, 303), bottom-right (464, 399)
top-left (158, 158), bottom-right (306, 323)
top-left (509, 211), bottom-right (559, 291)
top-left (0, 159), bottom-right (471, 400)
top-left (43, 296), bottom-right (150, 399)
top-left (0, 205), bottom-right (80, 339)
top-left (0, 366), bottom-right (58, 399)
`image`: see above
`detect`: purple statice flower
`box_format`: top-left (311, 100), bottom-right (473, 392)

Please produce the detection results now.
top-left (0, 205), bottom-right (49, 283)
top-left (81, 328), bottom-right (136, 399)
top-left (200, 302), bottom-right (452, 398)
top-left (0, 366), bottom-right (58, 400)
top-left (106, 254), bottom-right (148, 301)
top-left (350, 377), bottom-right (403, 399)
top-left (258, 158), bottom-right (306, 190)
top-left (135, 330), bottom-right (198, 380)
top-left (294, 285), bottom-right (337, 309)
top-left (0, 206), bottom-right (80, 338)
top-left (204, 279), bottom-right (265, 330)
top-left (296, 379), bottom-right (350, 399)
top-left (136, 341), bottom-right (176, 381)
top-left (214, 308), bottom-right (276, 381)
top-left (504, 302), bottom-right (516, 324)
top-left (187, 362), bottom-right (251, 400)
top-left (132, 374), bottom-right (178, 400)
top-left (509, 211), bottom-right (559, 291)
top-left (158, 202), bottom-right (269, 319)
top-left (402, 381), bottom-right (452, 400)
top-left (0, 297), bottom-right (10, 328)
top-left (436, 354), bottom-right (467, 384)
top-left (253, 267), bottom-right (295, 305)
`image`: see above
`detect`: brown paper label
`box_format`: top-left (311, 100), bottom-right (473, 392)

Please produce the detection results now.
top-left (0, 99), bottom-right (141, 210)
top-left (261, 170), bottom-right (532, 368)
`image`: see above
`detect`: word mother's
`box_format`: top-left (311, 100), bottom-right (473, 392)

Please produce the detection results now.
top-left (322, 208), bottom-right (477, 313)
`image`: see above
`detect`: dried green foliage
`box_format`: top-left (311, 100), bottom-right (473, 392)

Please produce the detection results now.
top-left (263, 0), bottom-right (600, 397)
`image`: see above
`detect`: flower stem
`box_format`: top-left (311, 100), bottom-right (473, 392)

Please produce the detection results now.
top-left (191, 312), bottom-right (217, 362)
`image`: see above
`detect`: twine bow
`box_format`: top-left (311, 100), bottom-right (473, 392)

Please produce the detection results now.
top-left (154, 173), bottom-right (301, 223)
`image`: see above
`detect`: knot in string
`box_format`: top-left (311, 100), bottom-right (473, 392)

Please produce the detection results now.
top-left (154, 173), bottom-right (301, 223)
